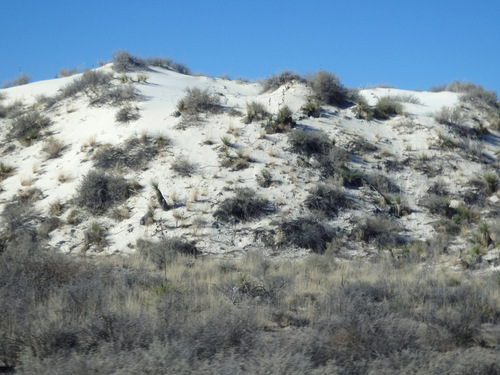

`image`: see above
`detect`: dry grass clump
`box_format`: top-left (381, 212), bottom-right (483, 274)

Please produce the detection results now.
top-left (245, 101), bottom-right (268, 123)
top-left (171, 156), bottom-right (196, 177)
top-left (277, 216), bottom-right (336, 253)
top-left (2, 73), bottom-right (31, 88)
top-left (115, 105), bottom-right (140, 123)
top-left (354, 215), bottom-right (406, 248)
top-left (9, 110), bottom-right (51, 145)
top-left (42, 137), bottom-right (66, 158)
top-left (304, 183), bottom-right (351, 218)
top-left (288, 128), bottom-right (331, 156)
top-left (373, 96), bottom-right (405, 119)
top-left (112, 50), bottom-right (147, 72)
top-left (309, 70), bottom-right (348, 107)
top-left (0, 161), bottom-right (15, 180)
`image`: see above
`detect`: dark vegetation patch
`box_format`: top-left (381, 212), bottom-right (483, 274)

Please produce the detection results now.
top-left (8, 110), bottom-right (51, 145)
top-left (305, 183), bottom-right (352, 218)
top-left (278, 216), bottom-right (336, 253)
top-left (261, 70), bottom-right (306, 93)
top-left (93, 136), bottom-right (167, 171)
top-left (177, 87), bottom-right (223, 115)
top-left (214, 188), bottom-right (274, 223)
top-left (354, 215), bottom-right (406, 248)
top-left (76, 169), bottom-right (139, 215)
top-left (137, 237), bottom-right (201, 270)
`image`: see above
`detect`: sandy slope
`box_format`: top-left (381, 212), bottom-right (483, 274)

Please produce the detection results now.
top-left (1, 65), bottom-right (499, 269)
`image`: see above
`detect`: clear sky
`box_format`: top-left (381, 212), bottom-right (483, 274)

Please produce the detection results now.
top-left (1, 0), bottom-right (499, 94)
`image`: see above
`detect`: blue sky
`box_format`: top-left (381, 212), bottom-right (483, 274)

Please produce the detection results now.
top-left (1, 0), bottom-right (499, 94)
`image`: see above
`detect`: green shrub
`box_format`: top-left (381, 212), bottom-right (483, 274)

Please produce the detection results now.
top-left (373, 96), bottom-right (404, 119)
top-left (261, 71), bottom-right (306, 92)
top-left (177, 87), bottom-right (222, 114)
top-left (309, 70), bottom-right (348, 107)
top-left (76, 169), bottom-right (136, 215)
top-left (214, 188), bottom-right (274, 223)
top-left (9, 111), bottom-right (51, 145)
top-left (484, 172), bottom-right (499, 193)
top-left (256, 169), bottom-right (272, 188)
top-left (265, 106), bottom-right (295, 133)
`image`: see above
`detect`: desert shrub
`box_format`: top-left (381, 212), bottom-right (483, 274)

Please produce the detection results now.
top-left (93, 85), bottom-right (137, 106)
top-left (42, 137), bottom-right (65, 158)
top-left (220, 148), bottom-right (252, 171)
top-left (177, 87), bottom-right (222, 114)
top-left (37, 217), bottom-right (60, 239)
top-left (373, 96), bottom-right (405, 119)
top-left (390, 94), bottom-right (422, 104)
top-left (338, 165), bottom-right (365, 188)
top-left (256, 169), bottom-right (272, 188)
top-left (1, 200), bottom-right (38, 243)
top-left (261, 70), bottom-right (306, 92)
top-left (419, 194), bottom-right (455, 217)
top-left (245, 101), bottom-right (268, 123)
top-left (2, 73), bottom-right (31, 88)
top-left (316, 147), bottom-right (351, 177)
top-left (171, 156), bottom-right (196, 176)
top-left (147, 56), bottom-right (191, 74)
top-left (83, 221), bottom-right (107, 251)
top-left (137, 237), bottom-right (200, 269)
top-left (288, 129), bottom-right (331, 156)
top-left (354, 215), bottom-right (405, 248)
top-left (300, 97), bottom-right (322, 118)
top-left (58, 67), bottom-right (79, 77)
top-left (484, 172), bottom-right (499, 193)
top-left (278, 216), bottom-right (336, 253)
top-left (9, 111), bottom-right (51, 145)
top-left (309, 70), bottom-right (348, 107)
top-left (434, 106), bottom-right (464, 126)
top-left (365, 173), bottom-right (400, 194)
top-left (214, 188), bottom-right (274, 223)
top-left (76, 169), bottom-right (135, 215)
top-left (60, 70), bottom-right (112, 99)
top-left (434, 81), bottom-right (499, 107)
top-left (353, 95), bottom-right (373, 119)
top-left (305, 183), bottom-right (351, 218)
top-left (0, 161), bottom-right (15, 180)
top-left (265, 106), bottom-right (296, 133)
top-left (93, 137), bottom-right (164, 171)
top-left (115, 105), bottom-right (140, 123)
top-left (112, 50), bottom-right (147, 72)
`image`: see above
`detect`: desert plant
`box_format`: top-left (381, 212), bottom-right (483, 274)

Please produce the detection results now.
top-left (245, 101), bottom-right (268, 123)
top-left (278, 216), bottom-right (336, 253)
top-left (0, 162), bottom-right (15, 180)
top-left (434, 106), bottom-right (464, 126)
top-left (38, 217), bottom-right (60, 239)
top-left (93, 136), bottom-right (163, 170)
top-left (433, 80), bottom-right (499, 107)
top-left (60, 70), bottom-right (112, 99)
top-left (261, 71), bottom-right (306, 92)
top-left (177, 87), bottom-right (222, 114)
top-left (354, 215), bottom-right (405, 248)
top-left (484, 172), bottom-right (499, 193)
top-left (214, 188), bottom-right (274, 223)
top-left (256, 169), bottom-right (272, 188)
top-left (373, 96), bottom-right (404, 119)
top-left (58, 67), bottom-right (79, 77)
top-left (42, 137), bottom-right (66, 158)
top-left (76, 169), bottom-right (136, 215)
top-left (288, 129), bottom-right (331, 156)
top-left (171, 156), bottom-right (196, 177)
top-left (146, 56), bottom-right (191, 74)
top-left (136, 73), bottom-right (148, 83)
top-left (353, 95), bottom-right (373, 119)
top-left (300, 97), bottom-right (322, 118)
top-left (115, 105), bottom-right (140, 123)
top-left (137, 237), bottom-right (200, 270)
top-left (309, 70), bottom-right (348, 106)
top-left (84, 221), bottom-right (107, 251)
top-left (112, 50), bottom-right (147, 72)
top-left (2, 73), bottom-right (32, 88)
top-left (9, 110), bottom-right (51, 145)
top-left (305, 183), bottom-right (351, 218)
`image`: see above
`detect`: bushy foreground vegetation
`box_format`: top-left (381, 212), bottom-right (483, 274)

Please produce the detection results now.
top-left (1, 242), bottom-right (500, 374)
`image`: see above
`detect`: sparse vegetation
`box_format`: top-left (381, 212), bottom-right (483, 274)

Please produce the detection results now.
top-left (354, 215), bottom-right (405, 248)
top-left (278, 216), bottom-right (336, 253)
top-left (288, 129), bottom-right (331, 156)
top-left (112, 50), bottom-right (147, 72)
top-left (42, 137), bottom-right (66, 158)
top-left (171, 156), bottom-right (196, 177)
top-left (245, 101), bottom-right (268, 123)
top-left (304, 183), bottom-right (351, 218)
top-left (300, 97), bottom-right (322, 118)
